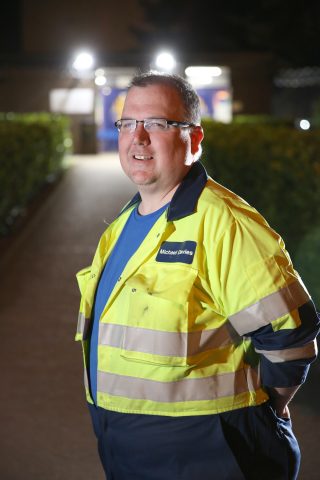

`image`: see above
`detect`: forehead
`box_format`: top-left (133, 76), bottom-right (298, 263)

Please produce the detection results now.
top-left (122, 84), bottom-right (185, 119)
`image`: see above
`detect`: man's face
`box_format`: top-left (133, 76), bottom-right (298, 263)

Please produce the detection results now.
top-left (118, 84), bottom-right (203, 197)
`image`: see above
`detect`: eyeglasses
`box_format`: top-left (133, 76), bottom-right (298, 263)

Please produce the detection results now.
top-left (114, 118), bottom-right (196, 133)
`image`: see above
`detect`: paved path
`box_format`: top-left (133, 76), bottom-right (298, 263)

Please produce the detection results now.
top-left (0, 154), bottom-right (136, 480)
top-left (0, 153), bottom-right (319, 479)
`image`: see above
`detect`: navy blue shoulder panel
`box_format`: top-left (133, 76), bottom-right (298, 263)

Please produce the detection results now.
top-left (117, 192), bottom-right (141, 218)
top-left (167, 161), bottom-right (208, 221)
top-left (117, 161), bottom-right (208, 221)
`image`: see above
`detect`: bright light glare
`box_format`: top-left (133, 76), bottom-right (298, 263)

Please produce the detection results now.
top-left (155, 52), bottom-right (176, 71)
top-left (188, 76), bottom-right (213, 86)
top-left (185, 66), bottom-right (222, 77)
top-left (73, 52), bottom-right (94, 71)
top-left (95, 68), bottom-right (105, 76)
top-left (95, 75), bottom-right (107, 86)
top-left (299, 119), bottom-right (310, 130)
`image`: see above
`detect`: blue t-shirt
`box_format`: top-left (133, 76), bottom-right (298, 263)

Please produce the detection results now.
top-left (89, 202), bottom-right (168, 404)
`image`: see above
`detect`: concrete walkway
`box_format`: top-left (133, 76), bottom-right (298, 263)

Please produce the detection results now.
top-left (0, 154), bottom-right (136, 480)
top-left (0, 153), bottom-right (319, 479)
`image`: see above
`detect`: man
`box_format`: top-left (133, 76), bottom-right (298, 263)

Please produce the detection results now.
top-left (75, 72), bottom-right (319, 480)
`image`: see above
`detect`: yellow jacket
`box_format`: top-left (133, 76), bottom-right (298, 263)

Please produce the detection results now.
top-left (76, 162), bottom-right (317, 416)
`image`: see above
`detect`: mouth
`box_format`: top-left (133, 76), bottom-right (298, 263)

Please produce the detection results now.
top-left (132, 154), bottom-right (153, 160)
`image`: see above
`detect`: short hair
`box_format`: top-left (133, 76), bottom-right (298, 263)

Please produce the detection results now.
top-left (129, 71), bottom-right (201, 125)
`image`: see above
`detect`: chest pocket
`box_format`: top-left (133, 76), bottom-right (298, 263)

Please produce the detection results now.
top-left (120, 262), bottom-right (198, 366)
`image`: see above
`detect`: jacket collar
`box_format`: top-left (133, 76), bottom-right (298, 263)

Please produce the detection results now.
top-left (120, 161), bottom-right (208, 221)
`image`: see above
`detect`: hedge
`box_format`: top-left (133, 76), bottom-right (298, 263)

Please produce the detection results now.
top-left (233, 114), bottom-right (294, 127)
top-left (201, 120), bottom-right (320, 306)
top-left (0, 113), bottom-right (71, 234)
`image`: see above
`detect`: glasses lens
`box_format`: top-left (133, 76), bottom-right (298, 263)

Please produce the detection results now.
top-left (144, 119), bottom-right (167, 131)
top-left (116, 118), bottom-right (175, 133)
top-left (123, 119), bottom-right (137, 132)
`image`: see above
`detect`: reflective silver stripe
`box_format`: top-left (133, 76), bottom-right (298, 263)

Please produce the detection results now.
top-left (229, 281), bottom-right (310, 336)
top-left (97, 368), bottom-right (259, 402)
top-left (256, 339), bottom-right (318, 363)
top-left (77, 312), bottom-right (91, 339)
top-left (84, 368), bottom-right (89, 390)
top-left (99, 323), bottom-right (233, 357)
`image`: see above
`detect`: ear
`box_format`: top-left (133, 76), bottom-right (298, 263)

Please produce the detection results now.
top-left (190, 126), bottom-right (204, 155)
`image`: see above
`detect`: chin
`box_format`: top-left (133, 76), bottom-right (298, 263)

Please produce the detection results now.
top-left (130, 173), bottom-right (155, 186)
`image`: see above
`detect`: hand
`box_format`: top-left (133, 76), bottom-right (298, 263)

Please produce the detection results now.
top-left (274, 404), bottom-right (290, 419)
top-left (267, 385), bottom-right (299, 419)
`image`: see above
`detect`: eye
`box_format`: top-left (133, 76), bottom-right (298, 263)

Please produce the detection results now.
top-left (145, 119), bottom-right (167, 131)
top-left (121, 120), bottom-right (135, 131)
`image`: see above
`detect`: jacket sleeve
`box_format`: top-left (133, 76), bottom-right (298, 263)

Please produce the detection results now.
top-left (247, 300), bottom-right (319, 387)
top-left (213, 214), bottom-right (320, 389)
top-left (75, 266), bottom-right (92, 341)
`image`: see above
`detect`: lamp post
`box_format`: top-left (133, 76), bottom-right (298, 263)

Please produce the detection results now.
top-left (70, 50), bottom-right (97, 153)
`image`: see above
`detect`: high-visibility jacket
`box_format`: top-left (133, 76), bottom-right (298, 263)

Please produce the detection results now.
top-left (75, 162), bottom-right (318, 416)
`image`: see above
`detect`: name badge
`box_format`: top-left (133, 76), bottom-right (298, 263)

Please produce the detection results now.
top-left (156, 241), bottom-right (197, 264)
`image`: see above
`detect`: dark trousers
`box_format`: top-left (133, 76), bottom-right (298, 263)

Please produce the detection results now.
top-left (88, 402), bottom-right (300, 480)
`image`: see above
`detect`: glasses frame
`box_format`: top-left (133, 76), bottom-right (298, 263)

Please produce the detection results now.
top-left (114, 118), bottom-right (196, 133)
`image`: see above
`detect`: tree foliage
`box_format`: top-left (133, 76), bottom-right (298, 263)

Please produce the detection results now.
top-left (201, 119), bottom-right (320, 305)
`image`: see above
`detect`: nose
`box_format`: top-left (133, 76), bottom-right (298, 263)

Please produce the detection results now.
top-left (132, 122), bottom-right (151, 145)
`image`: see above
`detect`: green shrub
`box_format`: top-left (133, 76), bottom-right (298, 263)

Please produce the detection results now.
top-left (0, 113), bottom-right (71, 234)
top-left (201, 120), bottom-right (320, 306)
top-left (233, 114), bottom-right (294, 127)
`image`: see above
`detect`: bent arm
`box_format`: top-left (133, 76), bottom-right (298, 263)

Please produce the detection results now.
top-left (267, 385), bottom-right (301, 418)
top-left (248, 299), bottom-right (319, 415)
top-left (214, 214), bottom-right (319, 412)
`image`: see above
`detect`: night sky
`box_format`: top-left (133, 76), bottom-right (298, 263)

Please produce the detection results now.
top-left (133, 0), bottom-right (320, 67)
top-left (1, 0), bottom-right (320, 68)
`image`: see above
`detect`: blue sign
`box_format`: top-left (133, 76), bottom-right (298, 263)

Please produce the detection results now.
top-left (98, 88), bottom-right (127, 151)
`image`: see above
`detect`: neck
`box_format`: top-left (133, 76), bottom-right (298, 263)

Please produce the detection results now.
top-left (138, 184), bottom-right (180, 215)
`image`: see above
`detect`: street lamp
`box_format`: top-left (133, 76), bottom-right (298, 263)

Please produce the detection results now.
top-left (72, 51), bottom-right (95, 72)
top-left (299, 119), bottom-right (311, 130)
top-left (155, 51), bottom-right (176, 72)
top-left (68, 50), bottom-right (97, 153)
top-left (94, 68), bottom-right (107, 86)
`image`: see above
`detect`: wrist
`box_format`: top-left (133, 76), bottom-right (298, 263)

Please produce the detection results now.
top-left (274, 404), bottom-right (290, 419)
